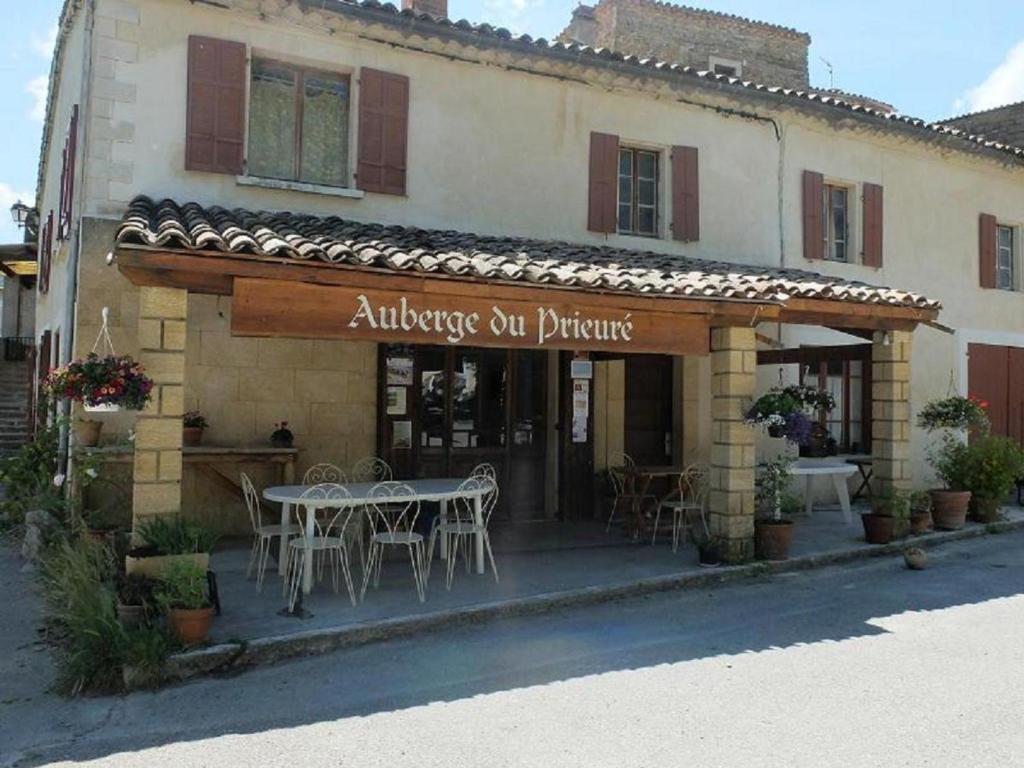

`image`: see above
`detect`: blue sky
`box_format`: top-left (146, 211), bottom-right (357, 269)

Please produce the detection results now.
top-left (3, 0), bottom-right (1024, 245)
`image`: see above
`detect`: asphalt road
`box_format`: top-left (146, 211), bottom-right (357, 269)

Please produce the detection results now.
top-left (4, 531), bottom-right (1024, 767)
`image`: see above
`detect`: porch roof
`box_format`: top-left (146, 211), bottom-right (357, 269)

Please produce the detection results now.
top-left (115, 197), bottom-right (940, 316)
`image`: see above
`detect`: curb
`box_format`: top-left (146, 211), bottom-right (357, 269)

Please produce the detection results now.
top-left (161, 517), bottom-right (1024, 686)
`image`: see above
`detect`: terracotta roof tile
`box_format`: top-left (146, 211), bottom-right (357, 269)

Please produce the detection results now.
top-left (115, 196), bottom-right (941, 312)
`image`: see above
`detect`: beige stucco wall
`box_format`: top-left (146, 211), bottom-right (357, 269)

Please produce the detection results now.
top-left (34, 0), bottom-right (1024, 498)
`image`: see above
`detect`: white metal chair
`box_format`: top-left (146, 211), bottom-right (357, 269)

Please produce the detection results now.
top-left (428, 476), bottom-right (500, 590)
top-left (657, 464), bottom-right (710, 552)
top-left (241, 472), bottom-right (300, 592)
top-left (361, 482), bottom-right (427, 603)
top-left (284, 483), bottom-right (358, 610)
top-left (351, 456), bottom-right (393, 483)
top-left (470, 463), bottom-right (497, 481)
top-left (303, 463), bottom-right (347, 484)
top-left (604, 465), bottom-right (656, 534)
top-left (622, 453), bottom-right (636, 469)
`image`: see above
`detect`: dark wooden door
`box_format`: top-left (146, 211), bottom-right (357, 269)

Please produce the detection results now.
top-left (968, 344), bottom-right (1010, 437)
top-left (624, 355), bottom-right (673, 466)
top-left (1009, 348), bottom-right (1024, 445)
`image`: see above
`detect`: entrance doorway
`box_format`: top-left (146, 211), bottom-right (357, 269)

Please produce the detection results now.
top-left (378, 345), bottom-right (548, 520)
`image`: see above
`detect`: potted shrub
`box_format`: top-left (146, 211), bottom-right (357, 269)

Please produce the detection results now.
top-left (958, 434), bottom-right (1024, 523)
top-left (155, 560), bottom-right (214, 647)
top-left (746, 385), bottom-right (835, 446)
top-left (43, 353), bottom-right (153, 413)
top-left (125, 516), bottom-right (219, 578)
top-left (116, 573), bottom-right (158, 628)
top-left (918, 394), bottom-right (990, 531)
top-left (271, 421), bottom-right (294, 448)
top-left (861, 486), bottom-right (910, 545)
top-left (909, 491), bottom-right (932, 534)
top-left (754, 456), bottom-right (797, 561)
top-left (182, 411), bottom-right (208, 447)
top-left (74, 418), bottom-right (103, 447)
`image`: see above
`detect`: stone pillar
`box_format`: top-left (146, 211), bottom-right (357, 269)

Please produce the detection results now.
top-left (871, 330), bottom-right (913, 492)
top-left (131, 287), bottom-right (187, 538)
top-left (708, 327), bottom-right (757, 563)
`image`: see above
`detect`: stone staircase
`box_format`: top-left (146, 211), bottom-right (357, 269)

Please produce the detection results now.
top-left (0, 360), bottom-right (33, 456)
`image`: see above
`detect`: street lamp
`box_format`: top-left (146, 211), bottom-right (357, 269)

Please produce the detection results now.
top-left (10, 200), bottom-right (33, 229)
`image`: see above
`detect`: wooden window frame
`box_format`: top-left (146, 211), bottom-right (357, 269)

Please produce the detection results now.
top-left (247, 58), bottom-right (352, 187)
top-left (617, 146), bottom-right (660, 238)
top-left (822, 182), bottom-right (852, 263)
top-left (996, 224), bottom-right (1015, 291)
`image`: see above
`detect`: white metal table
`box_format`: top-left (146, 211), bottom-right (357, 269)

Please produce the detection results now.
top-left (790, 460), bottom-right (858, 523)
top-left (263, 479), bottom-right (494, 594)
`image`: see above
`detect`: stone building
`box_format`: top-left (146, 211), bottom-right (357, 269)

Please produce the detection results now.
top-left (941, 102), bottom-right (1024, 150)
top-left (559, 0), bottom-right (810, 88)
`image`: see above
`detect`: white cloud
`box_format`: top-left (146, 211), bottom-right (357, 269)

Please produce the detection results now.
top-left (26, 75), bottom-right (48, 122)
top-left (481, 0), bottom-right (544, 32)
top-left (958, 39), bottom-right (1024, 113)
top-left (32, 25), bottom-right (57, 59)
top-left (0, 182), bottom-right (36, 246)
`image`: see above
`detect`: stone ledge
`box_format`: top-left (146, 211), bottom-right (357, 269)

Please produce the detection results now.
top-left (155, 516), bottom-right (1024, 689)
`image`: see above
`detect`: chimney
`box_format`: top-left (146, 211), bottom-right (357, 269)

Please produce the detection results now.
top-left (402, 0), bottom-right (447, 18)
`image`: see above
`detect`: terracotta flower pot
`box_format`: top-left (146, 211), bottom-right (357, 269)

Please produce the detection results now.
top-left (117, 602), bottom-right (147, 629)
top-left (755, 519), bottom-right (794, 561)
top-left (182, 426), bottom-right (204, 447)
top-left (74, 419), bottom-right (103, 447)
top-left (909, 510), bottom-right (932, 535)
top-left (970, 496), bottom-right (1003, 523)
top-left (861, 512), bottom-right (895, 545)
top-left (929, 489), bottom-right (971, 530)
top-left (167, 606), bottom-right (215, 647)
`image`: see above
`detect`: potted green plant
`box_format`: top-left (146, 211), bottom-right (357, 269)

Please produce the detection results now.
top-left (958, 434), bottom-right (1024, 523)
top-left (746, 385), bottom-right (835, 446)
top-left (754, 456), bottom-right (797, 560)
top-left (271, 421), bottom-right (294, 448)
top-left (909, 491), bottom-right (932, 534)
top-left (182, 411), bottom-right (208, 447)
top-left (116, 573), bottom-right (158, 628)
top-left (918, 394), bottom-right (990, 530)
top-left (43, 353), bottom-right (154, 412)
top-left (862, 486), bottom-right (910, 544)
top-left (155, 560), bottom-right (214, 647)
top-left (125, 516), bottom-right (219, 578)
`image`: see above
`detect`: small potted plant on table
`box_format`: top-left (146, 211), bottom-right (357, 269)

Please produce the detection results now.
top-left (861, 486), bottom-right (910, 544)
top-left (182, 411), bottom-right (208, 447)
top-left (271, 421), bottom-right (294, 448)
top-left (754, 456), bottom-right (797, 561)
top-left (155, 560), bottom-right (215, 647)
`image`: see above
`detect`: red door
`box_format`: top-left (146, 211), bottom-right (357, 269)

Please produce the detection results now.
top-left (968, 344), bottom-right (1009, 437)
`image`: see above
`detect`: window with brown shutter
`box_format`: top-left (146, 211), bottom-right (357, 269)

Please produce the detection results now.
top-left (58, 105), bottom-right (78, 241)
top-left (587, 132), bottom-right (618, 234)
top-left (979, 213), bottom-right (998, 289)
top-left (356, 68), bottom-right (409, 196)
top-left (802, 170), bottom-right (824, 260)
top-left (38, 211), bottom-right (53, 295)
top-left (861, 182), bottom-right (883, 267)
top-left (186, 36), bottom-right (246, 175)
top-left (671, 146), bottom-right (699, 242)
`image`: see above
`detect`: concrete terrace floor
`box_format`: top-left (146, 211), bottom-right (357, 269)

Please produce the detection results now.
top-left (206, 504), bottom-right (1024, 645)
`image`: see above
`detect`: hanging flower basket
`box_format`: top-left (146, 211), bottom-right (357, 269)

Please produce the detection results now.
top-left (917, 394), bottom-right (990, 433)
top-left (44, 353), bottom-right (154, 412)
top-left (745, 385), bottom-right (835, 447)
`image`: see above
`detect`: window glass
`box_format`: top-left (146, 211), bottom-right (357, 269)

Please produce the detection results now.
top-left (300, 72), bottom-right (349, 187)
top-left (617, 147), bottom-right (659, 237)
top-left (822, 184), bottom-right (849, 262)
top-left (419, 348), bottom-right (447, 449)
top-left (997, 225), bottom-right (1014, 290)
top-left (618, 149), bottom-right (633, 232)
top-left (249, 61), bottom-right (297, 181)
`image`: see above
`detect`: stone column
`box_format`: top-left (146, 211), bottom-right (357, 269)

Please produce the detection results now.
top-left (871, 330), bottom-right (913, 492)
top-left (708, 327), bottom-right (757, 563)
top-left (131, 287), bottom-right (187, 538)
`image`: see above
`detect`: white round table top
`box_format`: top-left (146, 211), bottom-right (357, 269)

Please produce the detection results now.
top-left (790, 460), bottom-right (858, 477)
top-left (263, 477), bottom-right (493, 506)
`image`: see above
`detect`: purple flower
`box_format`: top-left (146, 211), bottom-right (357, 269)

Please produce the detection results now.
top-left (784, 411), bottom-right (814, 446)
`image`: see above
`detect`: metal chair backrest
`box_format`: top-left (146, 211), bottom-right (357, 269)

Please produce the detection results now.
top-left (365, 482), bottom-right (420, 537)
top-left (678, 464), bottom-right (711, 535)
top-left (351, 456), bottom-right (393, 483)
top-left (450, 476), bottom-right (498, 528)
top-left (296, 483), bottom-right (353, 538)
top-left (470, 463), bottom-right (497, 481)
top-left (622, 452), bottom-right (636, 469)
top-left (608, 466), bottom-right (627, 498)
top-left (303, 463), bottom-right (347, 484)
top-left (240, 472), bottom-right (262, 533)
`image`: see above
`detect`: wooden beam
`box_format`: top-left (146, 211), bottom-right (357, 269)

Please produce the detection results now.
top-left (758, 343), bottom-right (872, 366)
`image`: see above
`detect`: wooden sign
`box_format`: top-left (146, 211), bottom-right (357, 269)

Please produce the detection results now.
top-left (232, 278), bottom-right (710, 356)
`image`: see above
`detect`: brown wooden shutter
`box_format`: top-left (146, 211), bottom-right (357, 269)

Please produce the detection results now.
top-left (587, 132), bottom-right (619, 234)
top-left (968, 343), bottom-right (1010, 437)
top-left (1009, 347), bottom-right (1024, 446)
top-left (671, 146), bottom-right (699, 242)
top-left (185, 36), bottom-right (246, 175)
top-left (861, 182), bottom-right (883, 267)
top-left (357, 68), bottom-right (410, 196)
top-left (58, 104), bottom-right (79, 241)
top-left (802, 170), bottom-right (824, 260)
top-left (38, 212), bottom-right (53, 295)
top-left (979, 212), bottom-right (998, 289)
